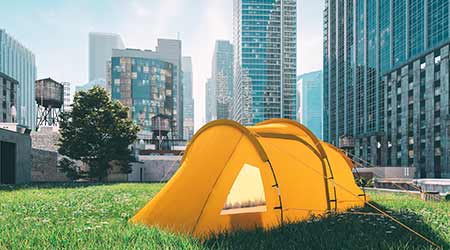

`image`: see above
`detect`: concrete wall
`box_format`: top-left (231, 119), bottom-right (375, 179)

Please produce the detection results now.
top-left (30, 128), bottom-right (69, 182)
top-left (356, 166), bottom-right (416, 179)
top-left (129, 155), bottom-right (182, 182)
top-left (31, 149), bottom-right (69, 182)
top-left (0, 128), bottom-right (31, 184)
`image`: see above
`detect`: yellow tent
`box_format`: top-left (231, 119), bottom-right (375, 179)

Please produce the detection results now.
top-left (131, 119), bottom-right (366, 236)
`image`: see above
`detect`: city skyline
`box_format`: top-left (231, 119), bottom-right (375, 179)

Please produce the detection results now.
top-left (0, 0), bottom-right (324, 130)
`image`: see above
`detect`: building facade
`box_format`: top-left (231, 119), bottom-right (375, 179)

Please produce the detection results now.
top-left (212, 40), bottom-right (234, 120)
top-left (182, 56), bottom-right (194, 140)
top-left (205, 78), bottom-right (216, 122)
top-left (323, 0), bottom-right (450, 177)
top-left (382, 42), bottom-right (450, 178)
top-left (89, 32), bottom-right (125, 82)
top-left (232, 0), bottom-right (297, 125)
top-left (109, 50), bottom-right (174, 134)
top-left (0, 29), bottom-right (37, 130)
top-left (0, 73), bottom-right (17, 123)
top-left (297, 71), bottom-right (323, 139)
top-left (62, 82), bottom-right (73, 111)
top-left (109, 39), bottom-right (183, 139)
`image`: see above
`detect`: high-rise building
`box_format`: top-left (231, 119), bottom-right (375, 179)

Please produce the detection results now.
top-left (108, 49), bottom-right (174, 133)
top-left (205, 78), bottom-right (216, 122)
top-left (297, 71), bottom-right (323, 139)
top-left (382, 42), bottom-right (450, 178)
top-left (89, 32), bottom-right (125, 82)
top-left (182, 56), bottom-right (194, 140)
top-left (212, 40), bottom-right (234, 120)
top-left (232, 0), bottom-right (297, 125)
top-left (154, 39), bottom-right (183, 139)
top-left (0, 29), bottom-right (37, 129)
top-left (324, 0), bottom-right (450, 177)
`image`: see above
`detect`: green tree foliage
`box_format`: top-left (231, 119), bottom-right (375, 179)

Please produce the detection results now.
top-left (58, 87), bottom-right (139, 181)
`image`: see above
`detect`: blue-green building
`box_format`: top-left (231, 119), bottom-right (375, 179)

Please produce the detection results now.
top-left (297, 71), bottom-right (323, 139)
top-left (109, 49), bottom-right (174, 133)
top-left (0, 29), bottom-right (36, 130)
top-left (324, 0), bottom-right (450, 177)
top-left (232, 0), bottom-right (297, 125)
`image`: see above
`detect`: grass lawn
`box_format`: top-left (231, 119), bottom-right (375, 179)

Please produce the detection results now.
top-left (0, 183), bottom-right (448, 250)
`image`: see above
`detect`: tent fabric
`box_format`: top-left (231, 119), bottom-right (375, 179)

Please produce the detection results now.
top-left (131, 119), bottom-right (365, 236)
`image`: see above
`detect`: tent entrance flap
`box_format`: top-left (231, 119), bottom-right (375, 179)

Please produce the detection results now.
top-left (221, 164), bottom-right (267, 215)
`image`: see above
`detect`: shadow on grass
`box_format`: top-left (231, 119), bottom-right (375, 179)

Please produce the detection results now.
top-left (203, 203), bottom-right (449, 250)
top-left (0, 182), bottom-right (153, 192)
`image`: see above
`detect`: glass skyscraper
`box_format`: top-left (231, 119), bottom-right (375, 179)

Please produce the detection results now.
top-left (297, 71), bottom-right (323, 139)
top-left (0, 29), bottom-right (37, 129)
top-left (109, 50), bottom-right (174, 133)
top-left (211, 40), bottom-right (234, 120)
top-left (205, 78), bottom-right (216, 122)
top-left (182, 56), bottom-right (194, 140)
top-left (232, 0), bottom-right (297, 125)
top-left (324, 0), bottom-right (450, 177)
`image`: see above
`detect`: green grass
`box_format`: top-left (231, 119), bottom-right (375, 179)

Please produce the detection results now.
top-left (0, 183), bottom-right (448, 250)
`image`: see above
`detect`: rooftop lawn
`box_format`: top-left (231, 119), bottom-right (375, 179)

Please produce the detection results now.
top-left (0, 183), bottom-right (448, 250)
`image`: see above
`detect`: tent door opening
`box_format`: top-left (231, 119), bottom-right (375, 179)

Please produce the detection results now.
top-left (221, 164), bottom-right (267, 215)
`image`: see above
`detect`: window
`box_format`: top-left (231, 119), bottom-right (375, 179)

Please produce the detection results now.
top-left (221, 164), bottom-right (267, 215)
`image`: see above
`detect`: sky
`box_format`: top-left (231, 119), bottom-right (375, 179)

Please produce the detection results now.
top-left (1, 0), bottom-right (324, 130)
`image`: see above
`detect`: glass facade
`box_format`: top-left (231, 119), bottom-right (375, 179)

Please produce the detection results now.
top-left (210, 40), bottom-right (234, 121)
top-left (392, 0), bottom-right (407, 66)
top-left (110, 56), bottom-right (174, 133)
top-left (297, 71), bottom-right (323, 139)
top-left (0, 29), bottom-right (36, 129)
top-left (427, 0), bottom-right (449, 48)
top-left (232, 0), bottom-right (297, 125)
top-left (182, 56), bottom-right (194, 140)
top-left (324, 0), bottom-right (450, 174)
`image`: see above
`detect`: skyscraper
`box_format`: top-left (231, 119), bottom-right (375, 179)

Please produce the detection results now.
top-left (232, 0), bottom-right (297, 125)
top-left (0, 29), bottom-right (37, 129)
top-left (205, 78), bottom-right (216, 122)
top-left (297, 71), bottom-right (323, 139)
top-left (89, 32), bottom-right (125, 82)
top-left (324, 0), bottom-right (450, 177)
top-left (182, 56), bottom-right (194, 140)
top-left (154, 39), bottom-right (183, 139)
top-left (212, 40), bottom-right (234, 120)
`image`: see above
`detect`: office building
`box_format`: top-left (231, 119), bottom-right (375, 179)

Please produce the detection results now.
top-left (109, 39), bottom-right (183, 138)
top-left (232, 0), bottom-right (297, 125)
top-left (205, 78), bottom-right (216, 122)
top-left (62, 82), bottom-right (73, 111)
top-left (0, 29), bottom-right (37, 130)
top-left (297, 71), bottom-right (323, 139)
top-left (109, 49), bottom-right (174, 133)
top-left (182, 56), bottom-right (194, 140)
top-left (212, 40), bottom-right (234, 120)
top-left (324, 0), bottom-right (450, 177)
top-left (89, 32), bottom-right (125, 82)
top-left (382, 42), bottom-right (450, 178)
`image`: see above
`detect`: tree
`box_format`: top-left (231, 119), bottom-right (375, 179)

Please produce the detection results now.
top-left (58, 87), bottom-right (139, 181)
